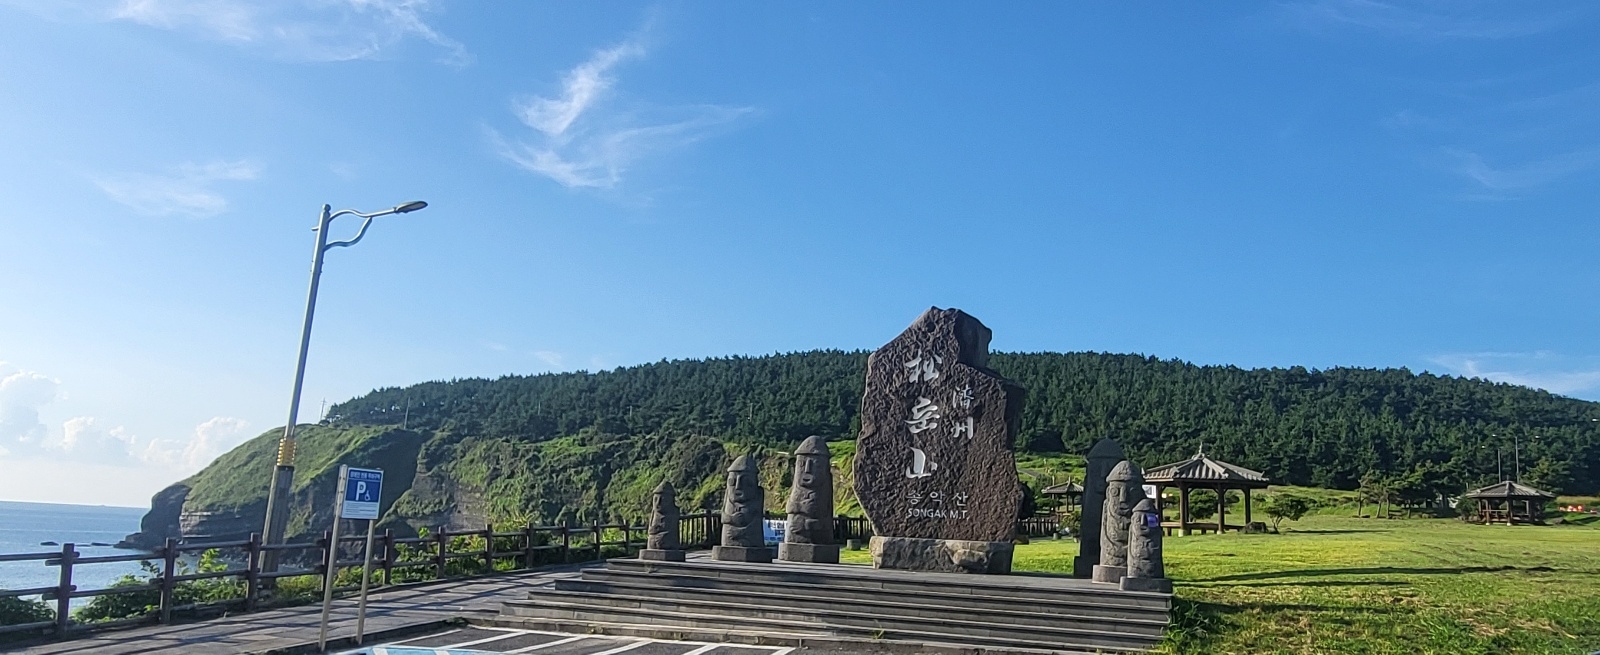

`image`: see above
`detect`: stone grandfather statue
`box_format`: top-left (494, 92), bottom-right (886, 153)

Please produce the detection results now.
top-left (780, 436), bottom-right (839, 563)
top-left (714, 454), bottom-right (772, 562)
top-left (1092, 460), bottom-right (1145, 584)
top-left (640, 479), bottom-right (685, 561)
top-left (1120, 498), bottom-right (1172, 593)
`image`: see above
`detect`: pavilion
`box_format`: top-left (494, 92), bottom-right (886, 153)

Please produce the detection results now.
top-left (1463, 480), bottom-right (1556, 525)
top-left (1143, 448), bottom-right (1271, 536)
top-left (1041, 480), bottom-right (1084, 521)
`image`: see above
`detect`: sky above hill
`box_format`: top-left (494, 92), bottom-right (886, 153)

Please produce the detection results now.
top-left (1, 1), bottom-right (1598, 506)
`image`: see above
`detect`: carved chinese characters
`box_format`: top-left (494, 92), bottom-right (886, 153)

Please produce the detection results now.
top-left (855, 308), bottom-right (1026, 573)
top-left (714, 454), bottom-right (772, 563)
top-left (779, 436), bottom-right (840, 563)
top-left (640, 480), bottom-right (686, 561)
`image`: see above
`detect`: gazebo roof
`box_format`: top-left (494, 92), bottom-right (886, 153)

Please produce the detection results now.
top-left (1041, 481), bottom-right (1084, 496)
top-left (1465, 480), bottom-right (1556, 500)
top-left (1143, 448), bottom-right (1271, 488)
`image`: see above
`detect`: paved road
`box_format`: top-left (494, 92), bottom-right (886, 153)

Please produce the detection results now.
top-left (4, 567), bottom-right (582, 655)
top-left (337, 626), bottom-right (799, 655)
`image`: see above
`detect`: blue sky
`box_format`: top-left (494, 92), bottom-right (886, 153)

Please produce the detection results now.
top-left (1, 1), bottom-right (1598, 505)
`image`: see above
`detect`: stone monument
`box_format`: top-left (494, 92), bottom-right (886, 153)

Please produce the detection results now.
top-left (1092, 460), bottom-right (1145, 584)
top-left (780, 436), bottom-right (840, 563)
top-left (854, 307), bottom-right (1026, 574)
top-left (1073, 437), bottom-right (1125, 578)
top-left (640, 479), bottom-right (685, 561)
top-left (714, 454), bottom-right (772, 563)
top-left (1120, 498), bottom-right (1172, 593)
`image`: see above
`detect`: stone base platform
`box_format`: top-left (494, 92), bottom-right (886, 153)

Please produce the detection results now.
top-left (777, 542), bottom-right (839, 564)
top-left (711, 545), bottom-right (772, 563)
top-left (638, 549), bottom-right (685, 562)
top-left (869, 536), bottom-right (1013, 574)
top-left (498, 556), bottom-right (1172, 653)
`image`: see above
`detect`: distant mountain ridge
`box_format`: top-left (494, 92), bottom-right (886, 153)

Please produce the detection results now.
top-left (124, 350), bottom-right (1600, 548)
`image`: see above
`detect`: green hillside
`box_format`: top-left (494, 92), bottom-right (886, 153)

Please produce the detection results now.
top-left (127, 350), bottom-right (1600, 546)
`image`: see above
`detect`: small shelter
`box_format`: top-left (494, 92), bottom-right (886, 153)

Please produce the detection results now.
top-left (1041, 480), bottom-right (1084, 520)
top-left (1464, 480), bottom-right (1555, 525)
top-left (1143, 448), bottom-right (1271, 536)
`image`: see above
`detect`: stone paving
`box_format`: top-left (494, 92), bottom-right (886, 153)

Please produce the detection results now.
top-left (4, 567), bottom-right (581, 655)
top-left (337, 626), bottom-right (800, 655)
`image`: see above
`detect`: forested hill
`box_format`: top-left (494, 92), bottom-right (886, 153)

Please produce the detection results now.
top-left (330, 350), bottom-right (1600, 495)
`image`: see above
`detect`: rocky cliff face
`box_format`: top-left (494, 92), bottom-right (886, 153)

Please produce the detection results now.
top-left (117, 483), bottom-right (190, 550)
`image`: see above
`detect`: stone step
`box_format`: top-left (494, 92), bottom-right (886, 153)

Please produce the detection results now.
top-left (573, 568), bottom-right (1168, 624)
top-left (505, 589), bottom-right (1161, 652)
top-left (554, 576), bottom-right (1167, 635)
top-left (603, 558), bottom-right (1169, 611)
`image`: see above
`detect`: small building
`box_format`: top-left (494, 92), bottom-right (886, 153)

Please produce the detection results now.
top-left (1463, 480), bottom-right (1556, 525)
top-left (1143, 448), bottom-right (1271, 536)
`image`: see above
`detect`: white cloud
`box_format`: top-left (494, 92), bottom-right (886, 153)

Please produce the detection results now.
top-left (95, 159), bottom-right (260, 218)
top-left (1443, 148), bottom-right (1600, 193)
top-left (1429, 351), bottom-right (1600, 397)
top-left (532, 350), bottom-right (564, 368)
top-left (0, 362), bottom-right (59, 449)
top-left (491, 34), bottom-right (752, 189)
top-left (4, 0), bottom-right (467, 64)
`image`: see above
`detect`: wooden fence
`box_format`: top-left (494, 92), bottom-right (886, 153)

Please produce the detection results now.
top-left (0, 511), bottom-right (1065, 639)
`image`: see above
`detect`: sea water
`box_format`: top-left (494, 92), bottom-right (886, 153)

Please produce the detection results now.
top-left (0, 500), bottom-right (150, 598)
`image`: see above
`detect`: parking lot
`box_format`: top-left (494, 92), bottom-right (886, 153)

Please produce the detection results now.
top-left (338, 626), bottom-right (799, 655)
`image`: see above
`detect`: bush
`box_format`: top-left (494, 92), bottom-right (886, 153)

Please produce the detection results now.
top-left (1264, 495), bottom-right (1312, 532)
top-left (75, 549), bottom-right (245, 623)
top-left (0, 596), bottom-right (52, 626)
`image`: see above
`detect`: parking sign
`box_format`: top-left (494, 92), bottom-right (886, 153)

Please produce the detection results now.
top-left (341, 467), bottom-right (383, 520)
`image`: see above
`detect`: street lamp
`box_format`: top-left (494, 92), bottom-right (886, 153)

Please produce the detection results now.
top-left (260, 201), bottom-right (427, 574)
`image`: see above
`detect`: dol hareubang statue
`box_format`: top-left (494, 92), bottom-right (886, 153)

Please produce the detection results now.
top-left (714, 454), bottom-right (772, 563)
top-left (1093, 460), bottom-right (1145, 584)
top-left (639, 479), bottom-right (685, 561)
top-left (780, 436), bottom-right (839, 563)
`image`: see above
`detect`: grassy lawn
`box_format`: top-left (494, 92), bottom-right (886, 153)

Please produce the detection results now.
top-left (840, 515), bottom-right (1600, 654)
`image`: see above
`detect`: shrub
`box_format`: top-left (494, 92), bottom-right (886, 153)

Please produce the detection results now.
top-left (0, 596), bottom-right (52, 626)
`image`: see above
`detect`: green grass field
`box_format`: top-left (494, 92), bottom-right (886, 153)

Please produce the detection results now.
top-left (841, 515), bottom-right (1600, 654)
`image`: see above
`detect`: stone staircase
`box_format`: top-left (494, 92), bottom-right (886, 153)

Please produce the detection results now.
top-left (488, 557), bottom-right (1171, 654)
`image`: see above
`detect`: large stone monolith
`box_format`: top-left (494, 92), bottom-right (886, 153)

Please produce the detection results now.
top-left (780, 436), bottom-right (839, 563)
top-left (854, 307), bottom-right (1026, 574)
top-left (714, 454), bottom-right (772, 563)
top-left (1074, 437), bottom-right (1125, 577)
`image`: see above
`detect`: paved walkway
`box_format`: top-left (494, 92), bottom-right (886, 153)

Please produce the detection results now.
top-left (337, 625), bottom-right (801, 655)
top-left (4, 567), bottom-right (581, 655)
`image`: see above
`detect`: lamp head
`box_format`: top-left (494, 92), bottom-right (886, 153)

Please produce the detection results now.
top-left (394, 201), bottom-right (428, 214)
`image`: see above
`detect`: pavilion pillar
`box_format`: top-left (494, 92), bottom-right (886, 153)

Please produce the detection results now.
top-left (1179, 485), bottom-right (1191, 536)
top-left (1216, 484), bottom-right (1226, 533)
top-left (1244, 487), bottom-right (1253, 527)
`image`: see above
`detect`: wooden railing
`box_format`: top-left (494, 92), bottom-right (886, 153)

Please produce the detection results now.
top-left (1, 511), bottom-right (1064, 640)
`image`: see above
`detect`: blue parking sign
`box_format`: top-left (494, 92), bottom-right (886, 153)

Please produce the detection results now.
top-left (341, 467), bottom-right (383, 520)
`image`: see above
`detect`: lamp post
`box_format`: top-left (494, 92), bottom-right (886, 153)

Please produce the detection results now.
top-left (260, 201), bottom-right (428, 575)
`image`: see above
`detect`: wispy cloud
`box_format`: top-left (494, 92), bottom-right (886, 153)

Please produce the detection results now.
top-left (1429, 351), bottom-right (1600, 398)
top-left (1277, 0), bottom-right (1578, 41)
top-left (1444, 148), bottom-right (1600, 193)
top-left (490, 33), bottom-right (752, 189)
top-left (5, 0), bottom-right (468, 64)
top-left (95, 159), bottom-right (260, 218)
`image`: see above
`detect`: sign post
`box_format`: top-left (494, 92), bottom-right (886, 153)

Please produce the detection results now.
top-left (317, 465), bottom-right (383, 651)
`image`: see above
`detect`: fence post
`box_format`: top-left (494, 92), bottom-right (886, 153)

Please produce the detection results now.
top-left (560, 524), bottom-right (571, 564)
top-left (623, 522), bottom-right (632, 556)
top-left (592, 520), bottom-right (603, 561)
top-left (245, 533), bottom-right (261, 611)
top-left (157, 538), bottom-right (177, 624)
top-left (319, 530), bottom-right (333, 594)
top-left (483, 524), bottom-right (495, 573)
top-left (54, 543), bottom-right (75, 634)
top-left (381, 530), bottom-right (394, 586)
top-left (523, 523), bottom-right (537, 570)
top-left (434, 530), bottom-right (448, 579)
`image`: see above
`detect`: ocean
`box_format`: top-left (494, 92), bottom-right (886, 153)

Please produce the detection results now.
top-left (0, 500), bottom-right (151, 599)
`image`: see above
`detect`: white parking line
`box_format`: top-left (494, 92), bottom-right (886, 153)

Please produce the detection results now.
top-left (767, 648), bottom-right (795, 655)
top-left (506, 635), bottom-right (589, 653)
top-left (443, 629), bottom-right (531, 649)
top-left (587, 639), bottom-right (651, 655)
top-left (678, 644), bottom-right (721, 655)
top-left (385, 628), bottom-right (462, 645)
